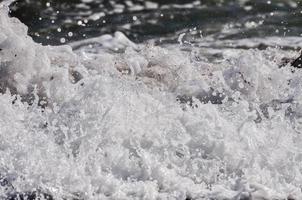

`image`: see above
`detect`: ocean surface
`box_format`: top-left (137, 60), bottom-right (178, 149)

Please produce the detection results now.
top-left (1, 0), bottom-right (302, 199)
top-left (9, 0), bottom-right (302, 46)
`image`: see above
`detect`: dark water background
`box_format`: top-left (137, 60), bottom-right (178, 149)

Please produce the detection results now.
top-left (7, 0), bottom-right (302, 45)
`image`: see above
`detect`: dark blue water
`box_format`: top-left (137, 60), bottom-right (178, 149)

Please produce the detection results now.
top-left (9, 0), bottom-right (302, 45)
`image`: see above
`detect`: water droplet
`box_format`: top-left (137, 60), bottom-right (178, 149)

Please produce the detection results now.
top-left (60, 38), bottom-right (66, 43)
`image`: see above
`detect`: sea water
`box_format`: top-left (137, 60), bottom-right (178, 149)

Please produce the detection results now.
top-left (1, 0), bottom-right (302, 199)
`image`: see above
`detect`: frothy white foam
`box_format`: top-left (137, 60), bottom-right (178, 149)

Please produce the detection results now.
top-left (1, 1), bottom-right (302, 199)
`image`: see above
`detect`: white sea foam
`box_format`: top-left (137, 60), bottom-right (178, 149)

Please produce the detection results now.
top-left (1, 1), bottom-right (302, 199)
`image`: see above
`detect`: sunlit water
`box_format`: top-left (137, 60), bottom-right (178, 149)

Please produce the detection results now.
top-left (1, 0), bottom-right (302, 199)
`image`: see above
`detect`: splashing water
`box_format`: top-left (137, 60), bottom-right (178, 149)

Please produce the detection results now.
top-left (1, 0), bottom-right (302, 199)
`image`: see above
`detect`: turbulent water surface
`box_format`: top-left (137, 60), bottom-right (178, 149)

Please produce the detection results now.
top-left (1, 0), bottom-right (302, 199)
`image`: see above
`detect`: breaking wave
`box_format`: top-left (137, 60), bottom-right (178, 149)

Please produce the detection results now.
top-left (1, 0), bottom-right (302, 199)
